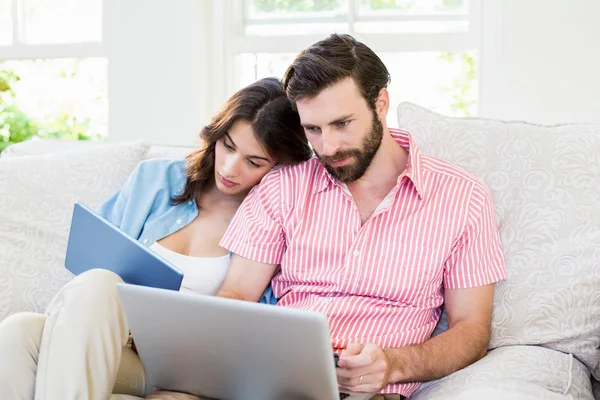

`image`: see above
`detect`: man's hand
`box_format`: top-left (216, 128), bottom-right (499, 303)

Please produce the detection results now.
top-left (335, 343), bottom-right (394, 392)
top-left (334, 284), bottom-right (495, 392)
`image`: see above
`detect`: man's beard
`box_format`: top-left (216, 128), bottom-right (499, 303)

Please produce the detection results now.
top-left (316, 112), bottom-right (383, 183)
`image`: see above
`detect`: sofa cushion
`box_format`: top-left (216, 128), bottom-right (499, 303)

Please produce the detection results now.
top-left (0, 141), bottom-right (150, 322)
top-left (411, 345), bottom-right (593, 400)
top-left (397, 102), bottom-right (600, 378)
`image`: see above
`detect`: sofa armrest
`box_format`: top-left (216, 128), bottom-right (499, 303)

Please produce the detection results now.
top-left (410, 346), bottom-right (592, 400)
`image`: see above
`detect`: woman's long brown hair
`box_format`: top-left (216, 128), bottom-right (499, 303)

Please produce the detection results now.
top-left (172, 77), bottom-right (312, 205)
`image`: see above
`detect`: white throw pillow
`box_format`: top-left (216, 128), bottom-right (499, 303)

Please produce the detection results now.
top-left (0, 141), bottom-right (150, 322)
top-left (397, 102), bottom-right (600, 378)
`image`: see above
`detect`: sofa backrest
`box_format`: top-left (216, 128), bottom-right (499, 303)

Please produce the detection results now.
top-left (1, 138), bottom-right (196, 160)
top-left (397, 102), bottom-right (600, 379)
top-left (0, 141), bottom-right (151, 323)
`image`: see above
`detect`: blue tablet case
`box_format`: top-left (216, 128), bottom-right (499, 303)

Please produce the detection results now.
top-left (65, 202), bottom-right (183, 291)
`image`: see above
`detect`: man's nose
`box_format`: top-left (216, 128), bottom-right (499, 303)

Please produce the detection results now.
top-left (321, 128), bottom-right (340, 157)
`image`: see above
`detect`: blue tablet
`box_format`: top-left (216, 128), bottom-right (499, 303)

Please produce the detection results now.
top-left (65, 202), bottom-right (183, 290)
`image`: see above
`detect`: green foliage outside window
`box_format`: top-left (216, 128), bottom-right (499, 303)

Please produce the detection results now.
top-left (253, 0), bottom-right (342, 12)
top-left (0, 67), bottom-right (102, 153)
top-left (439, 52), bottom-right (476, 116)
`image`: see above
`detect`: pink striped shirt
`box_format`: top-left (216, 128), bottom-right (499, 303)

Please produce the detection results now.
top-left (221, 128), bottom-right (506, 396)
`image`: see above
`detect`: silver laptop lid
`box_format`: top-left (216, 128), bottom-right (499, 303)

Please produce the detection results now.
top-left (117, 284), bottom-right (375, 400)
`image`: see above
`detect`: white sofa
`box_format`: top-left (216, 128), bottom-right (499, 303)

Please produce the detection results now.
top-left (0, 103), bottom-right (598, 400)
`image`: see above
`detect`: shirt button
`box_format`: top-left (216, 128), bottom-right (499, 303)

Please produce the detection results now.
top-left (188, 200), bottom-right (193, 205)
top-left (142, 239), bottom-right (149, 245)
top-left (353, 250), bottom-right (359, 257)
top-left (176, 219), bottom-right (182, 225)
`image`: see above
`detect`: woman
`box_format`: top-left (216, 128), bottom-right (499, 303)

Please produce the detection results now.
top-left (0, 77), bottom-right (312, 400)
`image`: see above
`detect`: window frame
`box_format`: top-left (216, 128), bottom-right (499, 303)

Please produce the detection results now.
top-left (0, 0), bottom-right (107, 61)
top-left (218, 0), bottom-right (482, 112)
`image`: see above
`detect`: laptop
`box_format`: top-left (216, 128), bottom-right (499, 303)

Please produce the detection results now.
top-left (117, 283), bottom-right (376, 400)
top-left (65, 202), bottom-right (183, 290)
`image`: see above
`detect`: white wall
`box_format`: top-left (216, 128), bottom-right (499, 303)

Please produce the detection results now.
top-left (479, 0), bottom-right (600, 124)
top-left (105, 0), bottom-right (215, 145)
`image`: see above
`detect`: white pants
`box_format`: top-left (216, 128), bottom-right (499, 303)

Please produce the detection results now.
top-left (0, 269), bottom-right (397, 400)
top-left (0, 269), bottom-right (203, 400)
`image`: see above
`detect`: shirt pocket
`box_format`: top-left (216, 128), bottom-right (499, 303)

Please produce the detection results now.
top-left (372, 243), bottom-right (444, 306)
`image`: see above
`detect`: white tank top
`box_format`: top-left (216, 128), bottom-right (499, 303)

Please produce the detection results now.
top-left (149, 242), bottom-right (230, 295)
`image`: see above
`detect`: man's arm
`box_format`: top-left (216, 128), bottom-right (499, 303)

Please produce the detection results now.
top-left (216, 254), bottom-right (278, 302)
top-left (337, 283), bottom-right (494, 392)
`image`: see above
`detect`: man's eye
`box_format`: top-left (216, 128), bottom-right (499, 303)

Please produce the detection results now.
top-left (305, 127), bottom-right (320, 133)
top-left (337, 121), bottom-right (350, 127)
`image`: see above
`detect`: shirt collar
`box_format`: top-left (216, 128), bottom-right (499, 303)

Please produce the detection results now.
top-left (313, 128), bottom-right (426, 200)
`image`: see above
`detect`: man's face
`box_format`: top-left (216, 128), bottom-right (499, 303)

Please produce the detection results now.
top-left (296, 77), bottom-right (384, 183)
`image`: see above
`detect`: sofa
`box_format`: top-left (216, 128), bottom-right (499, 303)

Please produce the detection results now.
top-left (0, 102), bottom-right (598, 400)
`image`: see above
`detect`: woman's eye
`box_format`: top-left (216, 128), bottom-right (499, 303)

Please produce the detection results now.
top-left (223, 142), bottom-right (234, 150)
top-left (249, 161), bottom-right (260, 168)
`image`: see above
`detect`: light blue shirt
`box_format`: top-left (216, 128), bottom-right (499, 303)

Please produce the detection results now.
top-left (96, 158), bottom-right (276, 304)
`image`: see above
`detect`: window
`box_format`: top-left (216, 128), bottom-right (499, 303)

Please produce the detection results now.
top-left (228, 0), bottom-right (480, 124)
top-left (0, 0), bottom-right (107, 151)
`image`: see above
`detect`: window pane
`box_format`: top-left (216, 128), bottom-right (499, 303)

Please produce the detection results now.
top-left (358, 0), bottom-right (468, 14)
top-left (249, 0), bottom-right (346, 16)
top-left (381, 51), bottom-right (477, 124)
top-left (355, 0), bottom-right (469, 33)
top-left (246, 23), bottom-right (349, 36)
top-left (238, 53), bottom-right (296, 88)
top-left (245, 0), bottom-right (348, 36)
top-left (0, 0), bottom-right (12, 45)
top-left (22, 0), bottom-right (102, 44)
top-left (354, 20), bottom-right (468, 33)
top-left (0, 58), bottom-right (107, 149)
top-left (236, 51), bottom-right (477, 127)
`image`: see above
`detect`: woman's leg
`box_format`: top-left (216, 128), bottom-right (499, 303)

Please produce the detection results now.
top-left (0, 312), bottom-right (47, 400)
top-left (34, 269), bottom-right (141, 400)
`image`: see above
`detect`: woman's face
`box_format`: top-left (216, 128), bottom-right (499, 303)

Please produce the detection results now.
top-left (214, 119), bottom-right (276, 198)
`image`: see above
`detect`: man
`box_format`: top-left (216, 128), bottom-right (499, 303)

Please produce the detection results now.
top-left (218, 34), bottom-right (506, 399)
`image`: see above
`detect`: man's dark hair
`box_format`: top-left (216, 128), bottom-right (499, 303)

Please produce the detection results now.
top-left (282, 34), bottom-right (391, 110)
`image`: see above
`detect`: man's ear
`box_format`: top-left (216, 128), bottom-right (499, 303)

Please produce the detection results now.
top-left (375, 87), bottom-right (390, 119)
